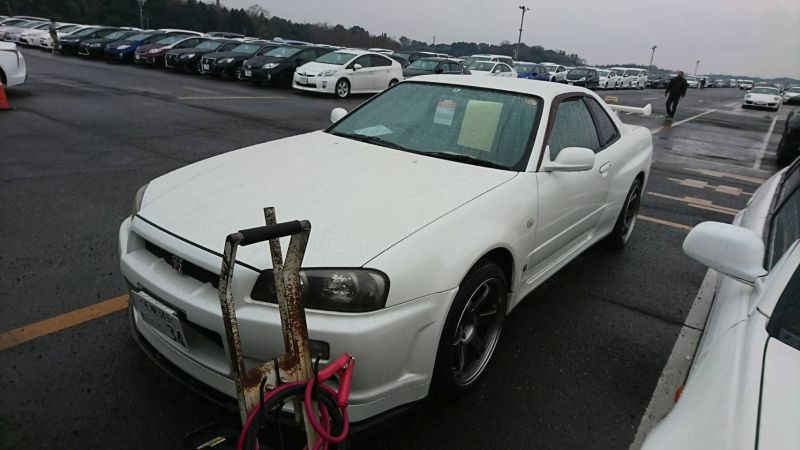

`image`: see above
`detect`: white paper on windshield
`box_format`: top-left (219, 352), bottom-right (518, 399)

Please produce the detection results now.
top-left (354, 125), bottom-right (393, 137)
top-left (458, 100), bottom-right (503, 152)
top-left (434, 99), bottom-right (457, 125)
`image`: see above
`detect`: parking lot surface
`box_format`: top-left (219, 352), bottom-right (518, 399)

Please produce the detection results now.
top-left (1, 49), bottom-right (794, 449)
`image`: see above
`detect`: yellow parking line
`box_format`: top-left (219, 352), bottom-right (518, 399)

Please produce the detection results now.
top-left (0, 295), bottom-right (129, 352)
top-left (176, 96), bottom-right (288, 100)
top-left (648, 192), bottom-right (739, 216)
top-left (604, 96), bottom-right (619, 103)
top-left (637, 214), bottom-right (693, 231)
top-left (685, 168), bottom-right (766, 185)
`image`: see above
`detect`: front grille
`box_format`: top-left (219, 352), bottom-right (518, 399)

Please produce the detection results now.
top-left (165, 54), bottom-right (177, 67)
top-left (144, 241), bottom-right (220, 289)
top-left (201, 57), bottom-right (216, 68)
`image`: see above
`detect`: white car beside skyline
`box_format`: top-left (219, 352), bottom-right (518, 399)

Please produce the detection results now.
top-left (467, 61), bottom-right (517, 77)
top-left (0, 41), bottom-right (27, 87)
top-left (642, 159), bottom-right (800, 450)
top-left (120, 76), bottom-right (653, 423)
top-left (293, 49), bottom-right (403, 98)
top-left (743, 86), bottom-right (783, 110)
top-left (541, 62), bottom-right (567, 82)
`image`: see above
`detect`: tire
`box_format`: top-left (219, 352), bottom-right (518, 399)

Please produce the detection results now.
top-left (430, 260), bottom-right (508, 399)
top-left (335, 78), bottom-right (350, 98)
top-left (388, 78), bottom-right (399, 88)
top-left (605, 177), bottom-right (643, 250)
top-left (234, 64), bottom-right (245, 81)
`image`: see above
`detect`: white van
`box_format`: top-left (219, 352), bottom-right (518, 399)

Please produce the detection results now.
top-left (628, 68), bottom-right (648, 89)
top-left (462, 54), bottom-right (514, 68)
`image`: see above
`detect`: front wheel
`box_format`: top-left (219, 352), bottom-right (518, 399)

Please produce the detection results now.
top-left (234, 64), bottom-right (245, 81)
top-left (335, 79), bottom-right (350, 98)
top-left (605, 177), bottom-right (643, 249)
top-left (431, 260), bottom-right (508, 398)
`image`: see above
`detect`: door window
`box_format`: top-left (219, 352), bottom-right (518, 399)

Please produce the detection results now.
top-left (766, 265), bottom-right (800, 351)
top-left (295, 49), bottom-right (315, 64)
top-left (583, 97), bottom-right (620, 150)
top-left (499, 64), bottom-right (510, 73)
top-left (546, 97), bottom-right (601, 159)
top-left (370, 55), bottom-right (392, 67)
top-left (768, 168), bottom-right (800, 268)
top-left (350, 55), bottom-right (373, 69)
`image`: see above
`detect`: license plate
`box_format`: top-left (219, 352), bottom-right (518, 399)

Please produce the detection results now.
top-left (755, 102), bottom-right (765, 106)
top-left (299, 76), bottom-right (308, 84)
top-left (203, 64), bottom-right (210, 71)
top-left (132, 291), bottom-right (189, 350)
top-left (568, 81), bottom-right (574, 85)
top-left (135, 54), bottom-right (141, 60)
top-left (244, 69), bottom-right (252, 77)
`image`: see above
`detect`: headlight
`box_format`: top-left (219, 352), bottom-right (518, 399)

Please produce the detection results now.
top-left (117, 44), bottom-right (130, 50)
top-left (181, 53), bottom-right (195, 59)
top-left (250, 269), bottom-right (389, 312)
top-left (774, 96), bottom-right (781, 101)
top-left (745, 94), bottom-right (752, 99)
top-left (219, 58), bottom-right (234, 64)
top-left (131, 183), bottom-right (149, 217)
top-left (318, 69), bottom-right (337, 77)
top-left (148, 48), bottom-right (160, 54)
top-left (262, 62), bottom-right (279, 69)
top-left (91, 43), bottom-right (103, 47)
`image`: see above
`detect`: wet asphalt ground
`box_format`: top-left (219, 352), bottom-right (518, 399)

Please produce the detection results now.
top-left (1, 49), bottom-right (795, 449)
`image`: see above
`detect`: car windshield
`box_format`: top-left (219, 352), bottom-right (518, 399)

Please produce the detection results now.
top-left (543, 64), bottom-right (557, 72)
top-left (392, 52), bottom-right (411, 60)
top-left (230, 43), bottom-right (263, 55)
top-left (408, 59), bottom-right (440, 70)
top-left (463, 56), bottom-right (489, 67)
top-left (71, 27), bottom-right (101, 37)
top-left (751, 87), bottom-right (779, 94)
top-left (127, 33), bottom-right (153, 41)
top-left (196, 40), bottom-right (222, 50)
top-left (316, 51), bottom-right (356, 65)
top-left (514, 63), bottom-right (535, 72)
top-left (104, 31), bottom-right (127, 40)
top-left (156, 36), bottom-right (185, 45)
top-left (788, 87), bottom-right (800, 93)
top-left (468, 62), bottom-right (495, 71)
top-left (568, 69), bottom-right (590, 76)
top-left (20, 22), bottom-right (44, 28)
top-left (327, 82), bottom-right (541, 170)
top-left (265, 46), bottom-right (301, 58)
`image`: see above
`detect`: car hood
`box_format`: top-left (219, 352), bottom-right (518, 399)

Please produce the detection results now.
top-left (243, 55), bottom-right (285, 67)
top-left (108, 39), bottom-right (142, 48)
top-left (136, 43), bottom-right (166, 53)
top-left (137, 131), bottom-right (517, 269)
top-left (168, 47), bottom-right (211, 55)
top-left (748, 93), bottom-right (780, 100)
top-left (81, 37), bottom-right (113, 45)
top-left (296, 61), bottom-right (341, 76)
top-left (203, 51), bottom-right (250, 60)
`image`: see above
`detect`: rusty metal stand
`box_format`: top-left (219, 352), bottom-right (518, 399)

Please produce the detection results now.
top-left (217, 207), bottom-right (317, 445)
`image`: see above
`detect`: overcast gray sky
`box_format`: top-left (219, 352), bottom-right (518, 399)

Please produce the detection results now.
top-left (221, 0), bottom-right (799, 79)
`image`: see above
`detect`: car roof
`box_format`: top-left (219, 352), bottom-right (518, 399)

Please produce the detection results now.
top-left (407, 74), bottom-right (584, 99)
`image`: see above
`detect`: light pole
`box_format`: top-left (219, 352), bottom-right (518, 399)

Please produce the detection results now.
top-left (515, 5), bottom-right (530, 61)
top-left (649, 45), bottom-right (657, 68)
top-left (137, 0), bottom-right (147, 29)
top-left (695, 59), bottom-right (701, 75)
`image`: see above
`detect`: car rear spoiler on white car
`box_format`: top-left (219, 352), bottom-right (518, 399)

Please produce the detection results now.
top-left (607, 103), bottom-right (652, 116)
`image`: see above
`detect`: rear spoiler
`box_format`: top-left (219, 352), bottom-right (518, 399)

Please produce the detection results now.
top-left (607, 103), bottom-right (652, 117)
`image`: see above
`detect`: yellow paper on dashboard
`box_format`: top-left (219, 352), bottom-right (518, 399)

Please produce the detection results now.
top-left (458, 100), bottom-right (503, 152)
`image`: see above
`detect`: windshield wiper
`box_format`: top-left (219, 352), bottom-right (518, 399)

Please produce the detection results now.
top-left (425, 152), bottom-right (508, 170)
top-left (331, 131), bottom-right (410, 151)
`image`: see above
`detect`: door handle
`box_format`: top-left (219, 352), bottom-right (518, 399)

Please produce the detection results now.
top-left (599, 162), bottom-right (612, 175)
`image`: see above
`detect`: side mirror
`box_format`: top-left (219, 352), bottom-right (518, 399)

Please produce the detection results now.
top-left (330, 107), bottom-right (347, 124)
top-left (352, 63), bottom-right (362, 71)
top-left (683, 222), bottom-right (767, 284)
top-left (542, 146), bottom-right (595, 172)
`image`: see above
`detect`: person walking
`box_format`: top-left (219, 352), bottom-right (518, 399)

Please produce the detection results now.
top-left (665, 71), bottom-right (688, 120)
top-left (48, 18), bottom-right (59, 54)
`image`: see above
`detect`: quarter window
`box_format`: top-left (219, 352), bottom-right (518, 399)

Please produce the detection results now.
top-left (351, 55), bottom-right (373, 68)
top-left (768, 172), bottom-right (800, 269)
top-left (546, 97), bottom-right (601, 159)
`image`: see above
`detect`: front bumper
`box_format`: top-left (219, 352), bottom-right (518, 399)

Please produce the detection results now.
top-left (242, 67), bottom-right (277, 82)
top-left (292, 73), bottom-right (335, 94)
top-left (134, 52), bottom-right (164, 65)
top-left (119, 216), bottom-right (451, 422)
top-left (105, 48), bottom-right (135, 61)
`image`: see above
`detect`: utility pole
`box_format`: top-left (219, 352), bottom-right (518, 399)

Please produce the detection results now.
top-left (695, 59), bottom-right (701, 75)
top-left (649, 45), bottom-right (657, 68)
top-left (216, 0), bottom-right (221, 8)
top-left (137, 0), bottom-right (147, 29)
top-left (433, 35), bottom-right (436, 46)
top-left (515, 5), bottom-right (530, 61)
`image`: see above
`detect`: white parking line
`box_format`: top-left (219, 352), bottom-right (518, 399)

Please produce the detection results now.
top-left (753, 116), bottom-right (778, 169)
top-left (629, 270), bottom-right (718, 450)
top-left (725, 101), bottom-right (740, 107)
top-left (671, 109), bottom-right (717, 127)
top-left (643, 97), bottom-right (658, 100)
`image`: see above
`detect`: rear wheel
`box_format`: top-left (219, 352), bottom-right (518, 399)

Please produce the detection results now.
top-left (605, 177), bottom-right (643, 249)
top-left (431, 260), bottom-right (508, 398)
top-left (388, 78), bottom-right (399, 88)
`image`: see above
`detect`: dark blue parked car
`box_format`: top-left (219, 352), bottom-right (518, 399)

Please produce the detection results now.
top-left (513, 62), bottom-right (549, 81)
top-left (104, 31), bottom-right (169, 62)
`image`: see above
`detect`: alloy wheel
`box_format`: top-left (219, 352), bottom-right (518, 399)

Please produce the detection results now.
top-left (622, 182), bottom-right (641, 240)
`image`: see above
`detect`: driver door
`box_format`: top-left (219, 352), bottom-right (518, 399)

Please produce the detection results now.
top-left (527, 96), bottom-right (612, 276)
top-left (347, 55), bottom-right (374, 92)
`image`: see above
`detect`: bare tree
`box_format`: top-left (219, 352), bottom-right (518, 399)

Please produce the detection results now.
top-left (246, 4), bottom-right (269, 18)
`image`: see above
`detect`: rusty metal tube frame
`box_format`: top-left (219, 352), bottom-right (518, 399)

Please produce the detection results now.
top-left (216, 207), bottom-right (315, 444)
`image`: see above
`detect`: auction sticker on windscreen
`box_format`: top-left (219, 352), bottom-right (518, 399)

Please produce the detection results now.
top-left (434, 99), bottom-right (457, 125)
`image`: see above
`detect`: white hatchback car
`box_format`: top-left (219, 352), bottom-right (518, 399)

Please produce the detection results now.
top-left (467, 61), bottom-right (517, 78)
top-left (293, 49), bottom-right (403, 98)
top-left (743, 86), bottom-right (783, 111)
top-left (0, 41), bottom-right (26, 87)
top-left (541, 62), bottom-right (567, 82)
top-left (643, 159), bottom-right (800, 450)
top-left (120, 76), bottom-right (653, 423)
